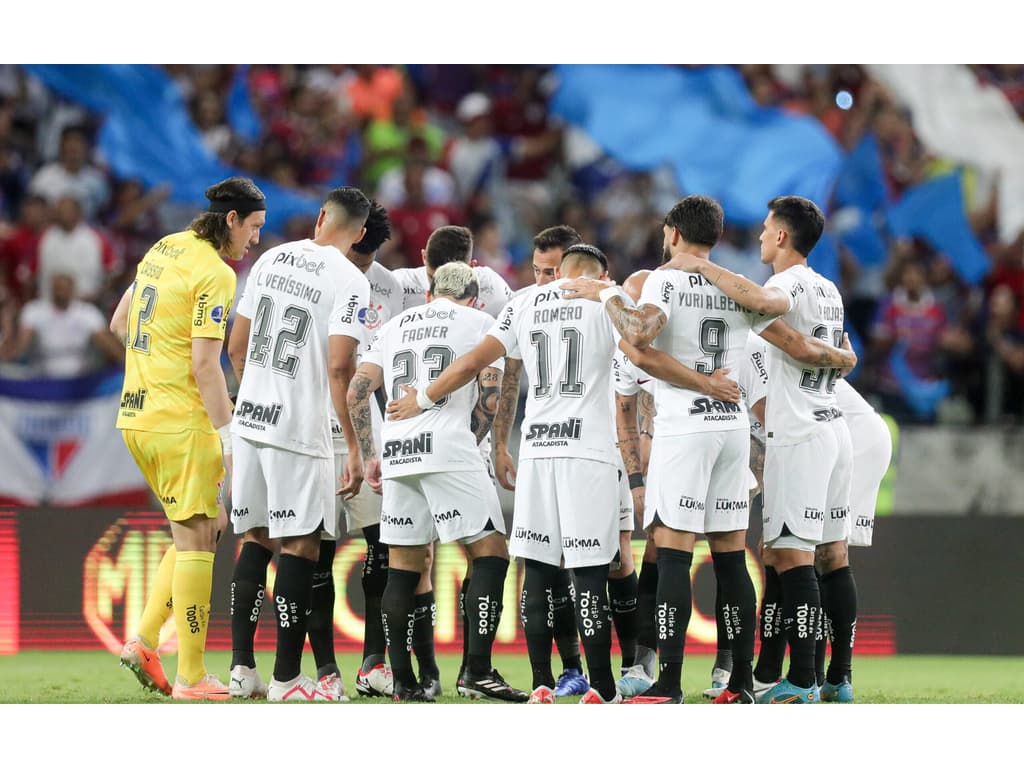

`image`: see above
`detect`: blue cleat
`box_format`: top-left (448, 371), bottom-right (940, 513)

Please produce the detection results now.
top-left (616, 664), bottom-right (655, 698)
top-left (762, 677), bottom-right (820, 704)
top-left (553, 667), bottom-right (591, 697)
top-left (821, 676), bottom-right (854, 703)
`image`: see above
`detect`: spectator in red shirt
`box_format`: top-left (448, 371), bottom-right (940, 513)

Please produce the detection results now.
top-left (0, 193), bottom-right (48, 305)
top-left (388, 159), bottom-right (462, 268)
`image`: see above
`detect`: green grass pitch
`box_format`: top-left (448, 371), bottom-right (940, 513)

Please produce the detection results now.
top-left (1, 651), bottom-right (1021, 703)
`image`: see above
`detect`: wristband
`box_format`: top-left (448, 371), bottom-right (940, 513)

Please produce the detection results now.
top-left (628, 472), bottom-right (645, 490)
top-left (416, 388), bottom-right (436, 410)
top-left (217, 423), bottom-right (233, 456)
top-left (639, 430), bottom-right (652, 437)
top-left (599, 285), bottom-right (625, 305)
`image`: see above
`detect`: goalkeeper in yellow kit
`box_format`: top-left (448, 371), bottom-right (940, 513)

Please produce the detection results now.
top-left (113, 177), bottom-right (266, 699)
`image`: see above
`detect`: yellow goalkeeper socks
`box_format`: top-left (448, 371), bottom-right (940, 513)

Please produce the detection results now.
top-left (137, 545), bottom-right (176, 650)
top-left (172, 550), bottom-right (215, 685)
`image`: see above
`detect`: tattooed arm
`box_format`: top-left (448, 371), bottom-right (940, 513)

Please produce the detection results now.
top-left (471, 366), bottom-right (503, 445)
top-left (749, 435), bottom-right (766, 502)
top-left (616, 391), bottom-right (646, 523)
top-left (491, 357), bottom-right (522, 489)
top-left (759, 318), bottom-right (857, 371)
top-left (604, 298), bottom-right (666, 349)
top-left (637, 389), bottom-right (655, 475)
top-left (346, 362), bottom-right (384, 462)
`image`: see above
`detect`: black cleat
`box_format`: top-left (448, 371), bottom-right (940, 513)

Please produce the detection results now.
top-left (393, 678), bottom-right (436, 702)
top-left (457, 668), bottom-right (529, 703)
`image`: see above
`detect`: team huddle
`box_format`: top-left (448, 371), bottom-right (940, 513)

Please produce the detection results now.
top-left (114, 176), bottom-right (892, 704)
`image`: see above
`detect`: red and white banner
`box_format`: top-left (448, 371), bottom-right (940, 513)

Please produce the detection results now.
top-left (0, 372), bottom-right (149, 507)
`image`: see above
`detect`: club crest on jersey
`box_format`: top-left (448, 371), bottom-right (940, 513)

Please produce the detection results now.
top-left (382, 432), bottom-right (433, 462)
top-left (358, 304), bottom-right (383, 330)
top-left (524, 417), bottom-right (582, 446)
top-left (235, 399), bottom-right (283, 430)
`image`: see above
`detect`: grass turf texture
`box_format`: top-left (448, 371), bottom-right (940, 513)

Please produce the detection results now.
top-left (0, 651), bottom-right (1021, 703)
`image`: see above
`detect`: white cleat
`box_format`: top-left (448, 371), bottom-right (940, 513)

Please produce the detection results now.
top-left (355, 662), bottom-right (394, 697)
top-left (702, 666), bottom-right (731, 699)
top-left (617, 664), bottom-right (655, 698)
top-left (229, 665), bottom-right (268, 699)
top-left (316, 672), bottom-right (350, 702)
top-left (753, 676), bottom-right (782, 704)
top-left (268, 674), bottom-right (343, 702)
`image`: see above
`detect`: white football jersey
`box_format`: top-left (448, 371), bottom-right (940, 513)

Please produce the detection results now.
top-left (392, 264), bottom-right (513, 318)
top-left (363, 298), bottom-right (500, 478)
top-left (233, 239), bottom-right (370, 458)
top-left (488, 278), bottom-right (618, 465)
top-left (333, 260), bottom-right (404, 451)
top-left (834, 378), bottom-right (883, 450)
top-left (753, 264), bottom-right (846, 446)
top-left (639, 268), bottom-right (757, 436)
top-left (738, 332), bottom-right (769, 444)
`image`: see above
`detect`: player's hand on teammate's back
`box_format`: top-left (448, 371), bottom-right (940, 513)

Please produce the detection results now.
top-left (337, 451), bottom-right (364, 500)
top-left (386, 384), bottom-right (423, 421)
top-left (701, 368), bottom-right (741, 403)
top-left (494, 445), bottom-right (517, 490)
top-left (364, 457), bottom-right (383, 495)
top-left (839, 332), bottom-right (858, 376)
top-left (560, 277), bottom-right (614, 302)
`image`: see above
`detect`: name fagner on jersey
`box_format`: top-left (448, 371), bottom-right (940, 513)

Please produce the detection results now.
top-left (362, 300), bottom-right (502, 477)
top-left (232, 238), bottom-right (369, 457)
top-left (752, 264), bottom-right (846, 445)
top-left (639, 269), bottom-right (757, 436)
top-left (487, 278), bottom-right (618, 465)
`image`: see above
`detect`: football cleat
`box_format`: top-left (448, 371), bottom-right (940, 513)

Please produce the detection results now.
top-left (616, 664), bottom-right (655, 698)
top-left (762, 678), bottom-right (820, 704)
top-left (316, 672), bottom-right (350, 702)
top-left (171, 674), bottom-right (231, 701)
top-left (229, 665), bottom-right (268, 699)
top-left (268, 674), bottom-right (341, 702)
top-left (753, 675), bottom-right (782, 703)
top-left (702, 665), bottom-right (731, 699)
top-left (821, 676), bottom-right (854, 703)
top-left (120, 637), bottom-right (171, 696)
top-left (634, 646), bottom-right (657, 680)
top-left (419, 676), bottom-right (442, 699)
top-left (553, 667), bottom-right (590, 697)
top-left (528, 685), bottom-right (555, 704)
top-left (580, 687), bottom-right (623, 704)
top-left (712, 688), bottom-right (755, 704)
top-left (393, 679), bottom-right (436, 702)
top-left (457, 668), bottom-right (530, 702)
top-left (355, 662), bottom-right (394, 697)
top-left (620, 682), bottom-right (683, 704)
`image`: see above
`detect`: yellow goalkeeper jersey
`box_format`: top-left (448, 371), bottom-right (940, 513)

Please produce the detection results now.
top-left (116, 230), bottom-right (236, 434)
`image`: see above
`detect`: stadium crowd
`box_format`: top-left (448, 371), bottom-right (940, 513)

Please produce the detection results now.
top-left (1, 64), bottom-right (1023, 425)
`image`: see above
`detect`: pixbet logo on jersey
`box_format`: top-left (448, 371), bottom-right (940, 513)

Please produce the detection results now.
top-left (273, 250), bottom-right (325, 275)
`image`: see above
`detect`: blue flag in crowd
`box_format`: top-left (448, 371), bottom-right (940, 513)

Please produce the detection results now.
top-left (22, 64), bottom-right (317, 234)
top-left (227, 65), bottom-right (263, 144)
top-left (551, 65), bottom-right (844, 225)
top-left (887, 171), bottom-right (990, 285)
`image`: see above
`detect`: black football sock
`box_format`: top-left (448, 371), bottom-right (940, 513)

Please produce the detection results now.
top-left (230, 541), bottom-right (273, 669)
top-left (636, 559), bottom-right (659, 655)
top-left (411, 591), bottom-right (439, 680)
top-left (713, 587), bottom-right (734, 673)
top-left (551, 568), bottom-right (582, 672)
top-left (465, 556), bottom-right (509, 677)
top-left (521, 559), bottom-right (558, 689)
top-left (654, 547), bottom-right (693, 696)
top-left (821, 565), bottom-right (858, 684)
top-left (815, 572), bottom-right (827, 687)
top-left (712, 549), bottom-right (755, 693)
top-left (272, 553), bottom-right (316, 683)
top-left (458, 577), bottom-right (470, 676)
top-left (360, 526), bottom-right (389, 670)
top-left (780, 565), bottom-right (820, 690)
top-left (754, 565), bottom-right (786, 683)
top-left (381, 567), bottom-right (419, 688)
top-left (573, 564), bottom-right (616, 701)
top-left (307, 540), bottom-right (339, 678)
top-left (608, 571), bottom-right (639, 671)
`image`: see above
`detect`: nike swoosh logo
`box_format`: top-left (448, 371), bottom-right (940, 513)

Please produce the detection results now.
top-left (637, 378), bottom-right (651, 385)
